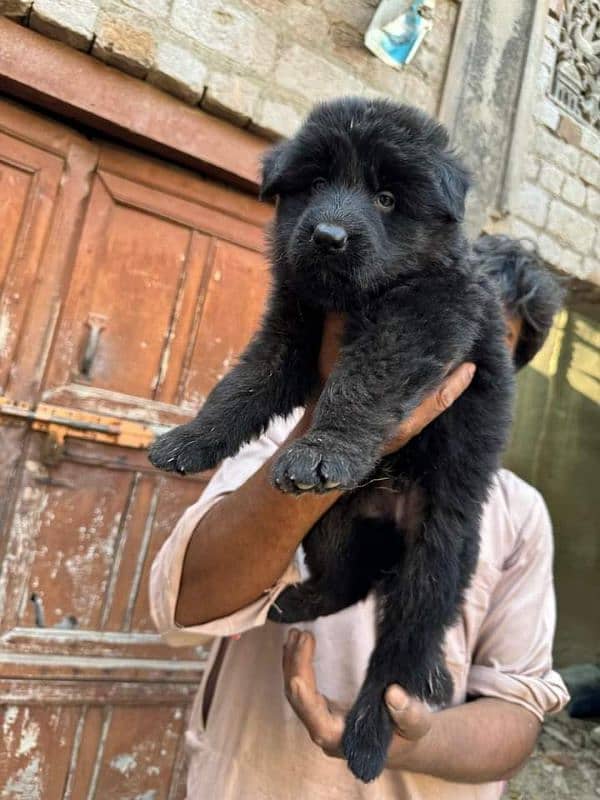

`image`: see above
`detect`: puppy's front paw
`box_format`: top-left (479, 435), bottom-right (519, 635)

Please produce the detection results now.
top-left (148, 424), bottom-right (226, 475)
top-left (271, 436), bottom-right (366, 493)
top-left (342, 694), bottom-right (392, 783)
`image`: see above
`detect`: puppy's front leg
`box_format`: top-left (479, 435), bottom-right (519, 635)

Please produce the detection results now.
top-left (149, 293), bottom-right (321, 474)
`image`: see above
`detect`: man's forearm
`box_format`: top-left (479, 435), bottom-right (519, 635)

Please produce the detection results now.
top-left (175, 414), bottom-right (341, 627)
top-left (387, 697), bottom-right (540, 783)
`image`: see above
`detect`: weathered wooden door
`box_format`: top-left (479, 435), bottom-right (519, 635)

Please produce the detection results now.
top-left (0, 96), bottom-right (270, 799)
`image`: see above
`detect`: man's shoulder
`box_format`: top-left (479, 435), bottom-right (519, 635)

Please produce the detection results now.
top-left (480, 469), bottom-right (550, 568)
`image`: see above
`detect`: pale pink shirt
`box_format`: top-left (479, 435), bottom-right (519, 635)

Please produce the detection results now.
top-left (150, 411), bottom-right (569, 800)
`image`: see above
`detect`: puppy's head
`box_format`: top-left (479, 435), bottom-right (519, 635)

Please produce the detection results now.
top-left (261, 97), bottom-right (470, 309)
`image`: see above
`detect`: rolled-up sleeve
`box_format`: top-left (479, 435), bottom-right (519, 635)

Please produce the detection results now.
top-left (149, 416), bottom-right (301, 647)
top-left (467, 490), bottom-right (570, 721)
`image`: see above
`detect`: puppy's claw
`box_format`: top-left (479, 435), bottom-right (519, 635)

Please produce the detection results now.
top-left (295, 481), bottom-right (316, 490)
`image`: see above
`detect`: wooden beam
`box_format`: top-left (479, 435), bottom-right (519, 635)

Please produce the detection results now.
top-left (0, 18), bottom-right (268, 192)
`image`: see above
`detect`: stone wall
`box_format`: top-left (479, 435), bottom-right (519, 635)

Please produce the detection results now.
top-left (488, 1), bottom-right (600, 286)
top-left (0, 0), bottom-right (458, 137)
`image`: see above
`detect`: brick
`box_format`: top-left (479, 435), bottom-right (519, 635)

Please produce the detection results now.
top-left (147, 40), bottom-right (208, 104)
top-left (535, 127), bottom-right (580, 173)
top-left (547, 200), bottom-right (597, 253)
top-left (30, 0), bottom-right (98, 50)
top-left (557, 114), bottom-right (582, 147)
top-left (524, 154), bottom-right (541, 180)
top-left (121, 0), bottom-right (169, 18)
top-left (581, 127), bottom-right (600, 158)
top-left (275, 43), bottom-right (363, 103)
top-left (561, 176), bottom-right (586, 208)
top-left (251, 98), bottom-right (304, 139)
top-left (515, 183), bottom-right (550, 228)
top-left (171, 0), bottom-right (278, 78)
top-left (559, 249), bottom-right (582, 277)
top-left (323, 0), bottom-right (375, 31)
top-left (580, 153), bottom-right (600, 189)
top-left (537, 233), bottom-right (563, 267)
top-left (0, 0), bottom-right (32, 17)
top-left (539, 163), bottom-right (564, 194)
top-left (586, 186), bottom-right (600, 216)
top-left (581, 257), bottom-right (600, 284)
top-left (202, 72), bottom-right (261, 124)
top-left (534, 98), bottom-right (560, 131)
top-left (509, 218), bottom-right (538, 241)
top-left (92, 5), bottom-right (156, 78)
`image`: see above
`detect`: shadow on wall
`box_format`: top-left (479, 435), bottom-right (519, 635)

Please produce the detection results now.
top-left (504, 292), bottom-right (600, 667)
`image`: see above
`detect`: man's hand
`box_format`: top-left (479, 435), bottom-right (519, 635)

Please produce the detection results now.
top-left (282, 629), bottom-right (540, 783)
top-left (283, 629), bottom-right (432, 761)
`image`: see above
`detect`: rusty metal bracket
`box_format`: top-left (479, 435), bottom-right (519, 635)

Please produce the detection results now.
top-left (0, 396), bottom-right (156, 453)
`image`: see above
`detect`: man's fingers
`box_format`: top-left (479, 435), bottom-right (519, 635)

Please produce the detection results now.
top-left (385, 685), bottom-right (432, 741)
top-left (284, 629), bottom-right (317, 692)
top-left (435, 362), bottom-right (476, 413)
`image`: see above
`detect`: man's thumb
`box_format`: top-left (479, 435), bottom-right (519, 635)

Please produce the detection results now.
top-left (385, 685), bottom-right (432, 741)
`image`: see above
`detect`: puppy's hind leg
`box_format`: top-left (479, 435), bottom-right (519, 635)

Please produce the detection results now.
top-left (149, 293), bottom-right (322, 474)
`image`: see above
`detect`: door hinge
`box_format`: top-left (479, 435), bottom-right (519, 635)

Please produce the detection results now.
top-left (0, 396), bottom-right (156, 456)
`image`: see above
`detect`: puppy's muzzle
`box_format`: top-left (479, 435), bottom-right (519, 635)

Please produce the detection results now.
top-left (312, 223), bottom-right (348, 252)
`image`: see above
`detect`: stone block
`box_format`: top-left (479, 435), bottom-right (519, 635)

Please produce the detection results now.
top-left (539, 163), bottom-right (564, 195)
top-left (586, 186), bottom-right (600, 216)
top-left (0, 0), bottom-right (32, 17)
top-left (30, 0), bottom-right (98, 50)
top-left (562, 177), bottom-right (586, 208)
top-left (92, 4), bottom-right (156, 78)
top-left (148, 40), bottom-right (208, 104)
top-left (171, 0), bottom-right (278, 78)
top-left (509, 218), bottom-right (538, 241)
top-left (524, 154), bottom-right (541, 180)
top-left (581, 128), bottom-right (600, 159)
top-left (534, 98), bottom-right (560, 131)
top-left (251, 98), bottom-right (304, 140)
top-left (557, 114), bottom-right (582, 147)
top-left (515, 183), bottom-right (550, 228)
top-left (547, 200), bottom-right (597, 253)
top-left (537, 233), bottom-right (563, 267)
top-left (559, 249), bottom-right (582, 277)
top-left (201, 72), bottom-right (261, 125)
top-left (580, 154), bottom-right (600, 189)
top-left (121, 0), bottom-right (169, 19)
top-left (535, 127), bottom-right (580, 174)
top-left (581, 257), bottom-right (600, 285)
top-left (322, 0), bottom-right (375, 32)
top-left (275, 43), bottom-right (363, 103)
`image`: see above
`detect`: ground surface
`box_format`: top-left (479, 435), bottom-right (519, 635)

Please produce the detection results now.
top-left (507, 712), bottom-right (600, 799)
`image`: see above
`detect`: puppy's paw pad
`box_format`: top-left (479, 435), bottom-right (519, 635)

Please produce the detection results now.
top-left (271, 439), bottom-right (364, 493)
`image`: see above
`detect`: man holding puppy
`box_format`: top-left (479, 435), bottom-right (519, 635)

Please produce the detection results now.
top-left (150, 235), bottom-right (568, 799)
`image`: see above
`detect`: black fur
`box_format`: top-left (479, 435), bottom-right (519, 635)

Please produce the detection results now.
top-left (149, 98), bottom-right (514, 783)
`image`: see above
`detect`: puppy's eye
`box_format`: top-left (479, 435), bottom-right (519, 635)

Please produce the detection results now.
top-left (375, 191), bottom-right (395, 211)
top-left (312, 177), bottom-right (328, 192)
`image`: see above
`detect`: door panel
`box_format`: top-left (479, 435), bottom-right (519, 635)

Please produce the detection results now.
top-left (43, 145), bottom-right (270, 424)
top-left (0, 95), bottom-right (271, 798)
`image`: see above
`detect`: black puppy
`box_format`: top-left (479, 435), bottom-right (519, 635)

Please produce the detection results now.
top-left (150, 98), bottom-right (514, 782)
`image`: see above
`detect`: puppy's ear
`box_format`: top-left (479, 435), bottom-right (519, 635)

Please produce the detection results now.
top-left (260, 142), bottom-right (291, 200)
top-left (436, 156), bottom-right (470, 222)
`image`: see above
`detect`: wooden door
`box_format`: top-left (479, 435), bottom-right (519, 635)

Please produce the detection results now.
top-left (0, 97), bottom-right (270, 799)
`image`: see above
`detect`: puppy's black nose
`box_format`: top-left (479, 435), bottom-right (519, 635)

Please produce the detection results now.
top-left (312, 223), bottom-right (348, 251)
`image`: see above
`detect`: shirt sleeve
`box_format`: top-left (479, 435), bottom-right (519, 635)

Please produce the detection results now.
top-left (466, 489), bottom-right (570, 721)
top-left (149, 415), bottom-right (302, 647)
